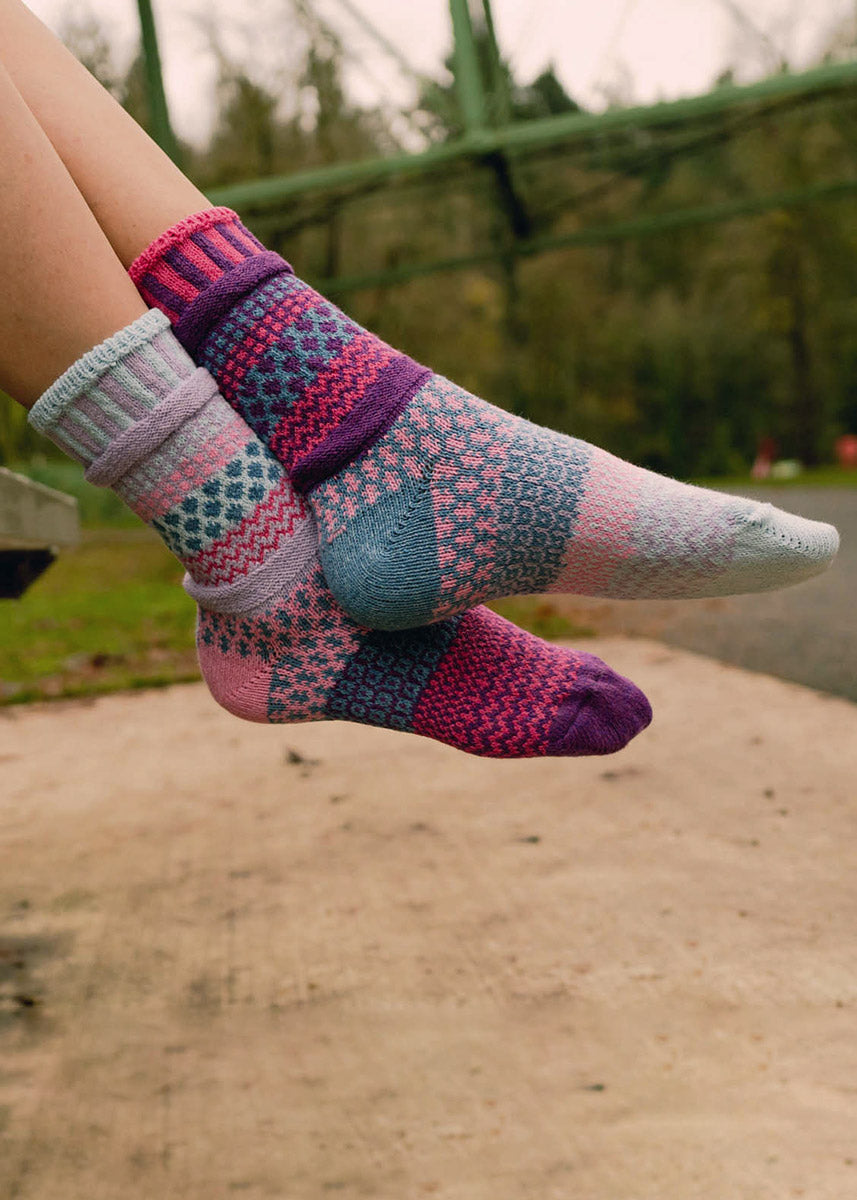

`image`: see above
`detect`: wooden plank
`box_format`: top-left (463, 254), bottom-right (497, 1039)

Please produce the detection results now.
top-left (0, 466), bottom-right (79, 551)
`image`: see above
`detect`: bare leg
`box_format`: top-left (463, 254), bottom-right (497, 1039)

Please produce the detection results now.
top-left (0, 0), bottom-right (210, 270)
top-left (0, 56), bottom-right (147, 406)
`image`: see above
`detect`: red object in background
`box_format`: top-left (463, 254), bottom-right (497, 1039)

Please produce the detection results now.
top-left (835, 434), bottom-right (857, 469)
top-left (751, 435), bottom-right (778, 480)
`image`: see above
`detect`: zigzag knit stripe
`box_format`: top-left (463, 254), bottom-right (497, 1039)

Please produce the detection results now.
top-left (410, 608), bottom-right (583, 757)
top-left (199, 275), bottom-right (430, 490)
top-left (182, 476), bottom-right (307, 586)
top-left (28, 310), bottom-right (309, 592)
top-left (28, 311), bottom-right (655, 757)
top-left (149, 438), bottom-right (283, 564)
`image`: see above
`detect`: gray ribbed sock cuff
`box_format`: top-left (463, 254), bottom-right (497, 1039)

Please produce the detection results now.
top-left (28, 310), bottom-right (197, 466)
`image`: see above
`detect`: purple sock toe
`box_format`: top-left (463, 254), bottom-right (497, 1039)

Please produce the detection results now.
top-left (547, 652), bottom-right (652, 757)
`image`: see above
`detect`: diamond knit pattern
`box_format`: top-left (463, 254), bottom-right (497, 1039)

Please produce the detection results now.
top-left (202, 275), bottom-right (362, 445)
top-left (183, 476), bottom-right (306, 586)
top-left (194, 561), bottom-right (651, 757)
top-left (311, 375), bottom-right (840, 629)
top-left (312, 375), bottom-right (592, 622)
top-left (152, 439), bottom-right (282, 560)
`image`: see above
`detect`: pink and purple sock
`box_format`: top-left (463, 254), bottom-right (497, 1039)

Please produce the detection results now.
top-left (131, 208), bottom-right (840, 632)
top-left (27, 309), bottom-right (652, 759)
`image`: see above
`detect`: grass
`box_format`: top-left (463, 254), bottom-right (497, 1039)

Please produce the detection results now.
top-left (0, 532), bottom-right (199, 706)
top-left (692, 465), bottom-right (857, 490)
top-left (490, 597), bottom-right (595, 641)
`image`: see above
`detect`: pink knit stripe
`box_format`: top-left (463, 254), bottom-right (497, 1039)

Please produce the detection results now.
top-left (179, 236), bottom-right (225, 281)
top-left (223, 222), bottom-right (262, 254)
top-left (148, 258), bottom-right (202, 304)
top-left (128, 207), bottom-right (239, 286)
top-left (183, 477), bottom-right (306, 585)
top-left (130, 416), bottom-right (254, 521)
top-left (272, 332), bottom-right (397, 466)
top-left (204, 226), bottom-right (247, 264)
top-left (550, 454), bottom-right (637, 594)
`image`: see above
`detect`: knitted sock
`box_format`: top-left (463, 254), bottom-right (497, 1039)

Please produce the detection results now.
top-left (27, 310), bottom-right (652, 758)
top-left (131, 209), bottom-right (839, 631)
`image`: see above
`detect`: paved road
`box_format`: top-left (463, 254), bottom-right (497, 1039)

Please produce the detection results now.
top-left (565, 487), bottom-right (857, 703)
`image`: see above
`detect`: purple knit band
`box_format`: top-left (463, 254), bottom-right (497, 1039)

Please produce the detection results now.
top-left (85, 368), bottom-right (219, 487)
top-left (174, 252), bottom-right (291, 358)
top-left (289, 357), bottom-right (432, 494)
top-left (183, 522), bottom-right (316, 614)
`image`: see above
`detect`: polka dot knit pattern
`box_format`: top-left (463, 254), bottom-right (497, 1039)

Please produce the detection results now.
top-left (27, 310), bottom-right (653, 759)
top-left (131, 208), bottom-right (839, 631)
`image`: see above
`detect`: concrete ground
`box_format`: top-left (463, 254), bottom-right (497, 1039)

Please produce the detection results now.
top-left (2, 637), bottom-right (857, 1200)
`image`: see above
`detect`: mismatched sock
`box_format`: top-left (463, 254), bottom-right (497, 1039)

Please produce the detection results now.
top-left (28, 310), bottom-right (652, 759)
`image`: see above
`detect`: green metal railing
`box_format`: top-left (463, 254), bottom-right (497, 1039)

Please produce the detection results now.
top-left (205, 57), bottom-right (857, 209)
top-left (135, 0), bottom-right (857, 288)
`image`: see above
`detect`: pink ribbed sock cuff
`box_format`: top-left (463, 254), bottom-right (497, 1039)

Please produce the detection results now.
top-left (129, 207), bottom-right (269, 321)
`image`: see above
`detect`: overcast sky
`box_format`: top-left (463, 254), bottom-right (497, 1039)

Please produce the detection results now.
top-left (24, 0), bottom-right (857, 141)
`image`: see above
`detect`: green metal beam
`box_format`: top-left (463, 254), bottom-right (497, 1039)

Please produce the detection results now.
top-left (136, 0), bottom-right (181, 164)
top-left (449, 0), bottom-right (489, 133)
top-left (480, 0), bottom-right (510, 124)
top-left (207, 57), bottom-right (857, 210)
top-left (318, 176), bottom-right (857, 294)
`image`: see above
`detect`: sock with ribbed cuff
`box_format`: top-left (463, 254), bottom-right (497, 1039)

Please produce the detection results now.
top-left (27, 309), bottom-right (652, 758)
top-left (131, 208), bottom-right (839, 631)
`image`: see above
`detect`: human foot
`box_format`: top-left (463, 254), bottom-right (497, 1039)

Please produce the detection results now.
top-left (131, 209), bottom-right (839, 631)
top-left (28, 310), bottom-right (652, 759)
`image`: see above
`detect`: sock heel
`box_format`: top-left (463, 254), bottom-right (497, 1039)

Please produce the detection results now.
top-left (195, 630), bottom-right (272, 723)
top-left (319, 480), bottom-right (445, 630)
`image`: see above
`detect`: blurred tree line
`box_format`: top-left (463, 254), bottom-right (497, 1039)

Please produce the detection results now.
top-left (4, 3), bottom-right (857, 478)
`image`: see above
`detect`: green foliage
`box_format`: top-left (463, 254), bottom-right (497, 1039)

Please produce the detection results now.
top-left (0, 534), bottom-right (198, 705)
top-left (10, 14), bottom-right (857, 709)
